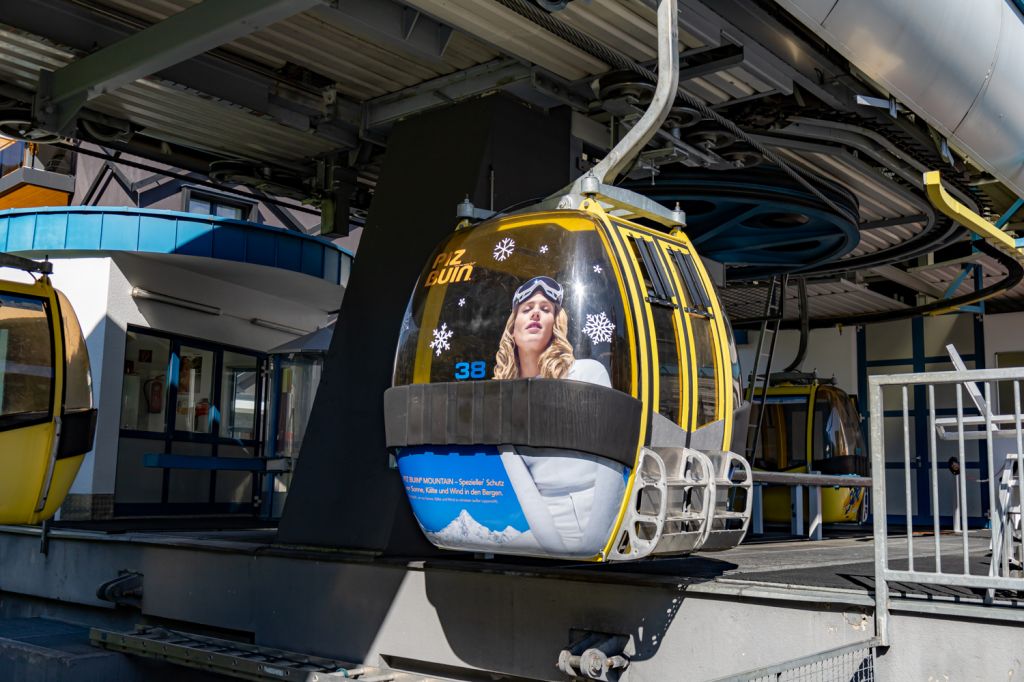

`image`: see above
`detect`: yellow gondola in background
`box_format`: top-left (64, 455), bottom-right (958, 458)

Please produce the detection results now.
top-left (748, 375), bottom-right (868, 524)
top-left (0, 254), bottom-right (95, 525)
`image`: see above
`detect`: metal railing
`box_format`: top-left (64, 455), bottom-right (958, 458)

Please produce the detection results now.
top-left (869, 366), bottom-right (1024, 642)
top-left (713, 639), bottom-right (877, 682)
top-left (751, 471), bottom-right (872, 540)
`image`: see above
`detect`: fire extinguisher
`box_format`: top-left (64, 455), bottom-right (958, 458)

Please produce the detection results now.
top-left (144, 375), bottom-right (164, 414)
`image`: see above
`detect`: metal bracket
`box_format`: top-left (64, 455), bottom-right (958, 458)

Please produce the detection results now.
top-left (96, 570), bottom-right (144, 607)
top-left (0, 253), bottom-right (53, 276)
top-left (456, 196), bottom-right (496, 222)
top-left (590, 0), bottom-right (678, 183)
top-left (557, 631), bottom-right (631, 682)
top-left (555, 174), bottom-right (686, 228)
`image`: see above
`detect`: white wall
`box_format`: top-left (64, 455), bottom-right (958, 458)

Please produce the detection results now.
top-left (737, 326), bottom-right (859, 394)
top-left (983, 310), bottom-right (1024, 367)
top-left (37, 259), bottom-right (114, 496)
top-left (108, 255), bottom-right (328, 352)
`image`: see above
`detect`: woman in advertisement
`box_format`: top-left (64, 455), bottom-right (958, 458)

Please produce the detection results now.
top-left (493, 276), bottom-right (610, 386)
top-left (493, 276), bottom-right (624, 558)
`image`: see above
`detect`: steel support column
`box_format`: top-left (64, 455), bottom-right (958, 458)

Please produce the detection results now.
top-left (277, 94), bottom-right (572, 552)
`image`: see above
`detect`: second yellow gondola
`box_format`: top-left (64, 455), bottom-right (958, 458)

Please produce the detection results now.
top-left (748, 376), bottom-right (868, 524)
top-left (0, 255), bottom-right (96, 525)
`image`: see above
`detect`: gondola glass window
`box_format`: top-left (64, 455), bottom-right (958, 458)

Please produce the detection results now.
top-left (751, 399), bottom-right (808, 470)
top-left (625, 235), bottom-right (682, 423)
top-left (0, 294), bottom-right (52, 421)
top-left (393, 213), bottom-right (630, 392)
top-left (115, 327), bottom-right (266, 515)
top-left (57, 291), bottom-right (92, 412)
top-left (814, 387), bottom-right (864, 459)
top-left (665, 248), bottom-right (719, 427)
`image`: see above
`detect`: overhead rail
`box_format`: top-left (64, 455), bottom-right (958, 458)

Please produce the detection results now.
top-left (924, 171), bottom-right (1024, 265)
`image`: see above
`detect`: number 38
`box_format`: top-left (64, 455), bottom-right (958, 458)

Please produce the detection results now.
top-left (454, 361), bottom-right (487, 380)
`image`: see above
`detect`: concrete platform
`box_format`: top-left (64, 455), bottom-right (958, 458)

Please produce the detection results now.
top-left (0, 525), bottom-right (1017, 680)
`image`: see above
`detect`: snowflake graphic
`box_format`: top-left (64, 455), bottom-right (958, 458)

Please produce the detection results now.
top-left (429, 323), bottom-right (453, 356)
top-left (493, 237), bottom-right (515, 261)
top-left (582, 312), bottom-right (615, 344)
top-left (458, 298), bottom-right (466, 307)
top-left (593, 264), bottom-right (603, 274)
top-left (539, 244), bottom-right (549, 254)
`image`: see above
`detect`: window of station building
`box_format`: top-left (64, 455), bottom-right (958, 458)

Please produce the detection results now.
top-left (115, 326), bottom-right (267, 516)
top-left (184, 188), bottom-right (253, 221)
top-left (0, 140), bottom-right (26, 179)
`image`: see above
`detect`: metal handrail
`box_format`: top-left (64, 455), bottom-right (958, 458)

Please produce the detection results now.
top-left (869, 364), bottom-right (1024, 645)
top-left (752, 471), bottom-right (871, 487)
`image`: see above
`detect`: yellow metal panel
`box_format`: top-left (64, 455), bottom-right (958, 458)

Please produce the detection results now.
top-left (0, 421), bottom-right (56, 524)
top-left (923, 171), bottom-right (1020, 254)
top-left (589, 205), bottom-right (652, 561)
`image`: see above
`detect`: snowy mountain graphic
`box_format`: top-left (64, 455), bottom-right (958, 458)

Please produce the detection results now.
top-left (425, 509), bottom-right (534, 550)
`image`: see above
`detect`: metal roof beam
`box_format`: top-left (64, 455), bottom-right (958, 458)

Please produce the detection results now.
top-left (838, 278), bottom-right (911, 309)
top-left (3, 0), bottom-right (360, 149)
top-left (364, 59), bottom-right (531, 129)
top-left (34, 0), bottom-right (323, 134)
top-left (308, 1), bottom-right (456, 68)
top-left (869, 264), bottom-right (949, 300)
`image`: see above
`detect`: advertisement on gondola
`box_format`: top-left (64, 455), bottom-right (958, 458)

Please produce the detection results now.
top-left (393, 215), bottom-right (631, 558)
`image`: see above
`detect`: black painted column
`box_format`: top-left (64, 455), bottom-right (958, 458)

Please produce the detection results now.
top-left (277, 94), bottom-right (572, 553)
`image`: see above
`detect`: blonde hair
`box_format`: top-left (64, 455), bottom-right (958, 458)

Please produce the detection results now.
top-left (493, 306), bottom-right (575, 379)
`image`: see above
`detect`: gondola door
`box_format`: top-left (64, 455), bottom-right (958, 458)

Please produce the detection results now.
top-left (660, 242), bottom-right (732, 451)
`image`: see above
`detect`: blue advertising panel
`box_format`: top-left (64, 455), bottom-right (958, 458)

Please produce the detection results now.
top-left (397, 445), bottom-right (627, 558)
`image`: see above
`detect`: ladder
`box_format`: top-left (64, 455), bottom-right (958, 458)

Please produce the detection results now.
top-left (745, 274), bottom-right (788, 461)
top-left (90, 625), bottom-right (424, 681)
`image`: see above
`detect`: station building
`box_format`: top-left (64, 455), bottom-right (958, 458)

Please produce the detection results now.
top-left (0, 139), bottom-right (350, 521)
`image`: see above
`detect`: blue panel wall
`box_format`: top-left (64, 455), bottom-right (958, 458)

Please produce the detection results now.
top-left (0, 207), bottom-right (351, 288)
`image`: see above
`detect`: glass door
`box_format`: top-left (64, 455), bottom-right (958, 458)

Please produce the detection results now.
top-left (174, 345), bottom-right (216, 435)
top-left (115, 327), bottom-right (267, 516)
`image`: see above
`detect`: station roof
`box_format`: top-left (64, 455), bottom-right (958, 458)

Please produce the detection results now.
top-left (0, 0), bottom-right (1022, 320)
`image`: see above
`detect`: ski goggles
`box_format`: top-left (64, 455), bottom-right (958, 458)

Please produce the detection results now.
top-left (512, 276), bottom-right (563, 308)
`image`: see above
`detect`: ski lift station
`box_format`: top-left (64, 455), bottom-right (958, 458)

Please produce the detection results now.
top-left (5, 0), bottom-right (1024, 680)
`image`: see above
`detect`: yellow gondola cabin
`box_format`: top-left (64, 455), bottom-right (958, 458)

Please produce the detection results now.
top-left (384, 197), bottom-right (752, 562)
top-left (0, 255), bottom-right (95, 524)
top-left (748, 377), bottom-right (868, 524)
